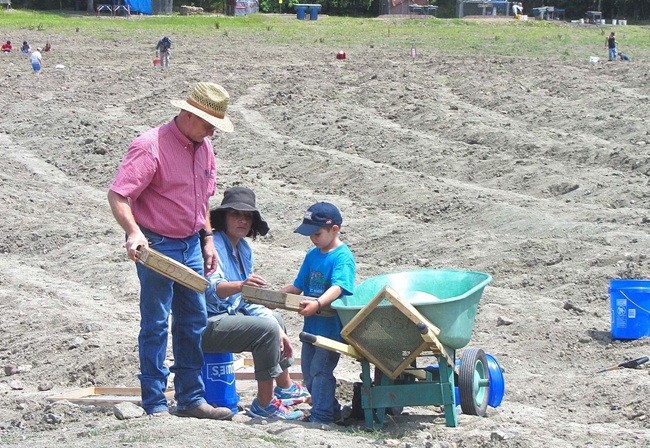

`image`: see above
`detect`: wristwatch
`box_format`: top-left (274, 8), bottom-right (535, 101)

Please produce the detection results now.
top-left (199, 229), bottom-right (214, 239)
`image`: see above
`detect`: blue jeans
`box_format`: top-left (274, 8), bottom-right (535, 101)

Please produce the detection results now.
top-left (136, 228), bottom-right (207, 414)
top-left (609, 47), bottom-right (617, 61)
top-left (301, 343), bottom-right (341, 423)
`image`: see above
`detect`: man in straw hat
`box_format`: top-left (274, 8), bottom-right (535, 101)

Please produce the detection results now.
top-left (108, 82), bottom-right (234, 419)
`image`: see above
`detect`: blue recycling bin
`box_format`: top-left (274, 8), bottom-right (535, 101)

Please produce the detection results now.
top-left (295, 5), bottom-right (307, 20)
top-left (309, 4), bottom-right (321, 20)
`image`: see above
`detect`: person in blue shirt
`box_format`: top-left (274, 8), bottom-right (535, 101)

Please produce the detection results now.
top-left (281, 202), bottom-right (356, 424)
top-left (201, 187), bottom-right (309, 420)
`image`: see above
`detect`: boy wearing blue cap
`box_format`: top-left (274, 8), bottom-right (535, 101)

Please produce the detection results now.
top-left (281, 202), bottom-right (356, 424)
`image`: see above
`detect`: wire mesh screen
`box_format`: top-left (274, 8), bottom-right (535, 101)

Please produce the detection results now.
top-left (342, 305), bottom-right (429, 378)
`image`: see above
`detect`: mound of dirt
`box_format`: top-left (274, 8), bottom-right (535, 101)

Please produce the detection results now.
top-left (1, 20), bottom-right (648, 448)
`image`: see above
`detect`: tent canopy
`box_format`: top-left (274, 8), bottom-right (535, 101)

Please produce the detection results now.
top-left (125, 0), bottom-right (173, 15)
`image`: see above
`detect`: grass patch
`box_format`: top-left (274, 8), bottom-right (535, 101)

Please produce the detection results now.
top-left (1, 9), bottom-right (649, 60)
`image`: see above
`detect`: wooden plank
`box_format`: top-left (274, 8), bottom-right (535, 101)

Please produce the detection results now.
top-left (305, 334), bottom-right (363, 360)
top-left (47, 387), bottom-right (174, 407)
top-left (233, 357), bottom-right (303, 380)
top-left (136, 247), bottom-right (209, 293)
top-left (241, 286), bottom-right (336, 317)
top-left (235, 365), bottom-right (303, 381)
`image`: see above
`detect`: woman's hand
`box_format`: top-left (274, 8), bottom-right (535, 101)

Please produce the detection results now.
top-left (240, 274), bottom-right (267, 291)
top-left (280, 331), bottom-right (293, 360)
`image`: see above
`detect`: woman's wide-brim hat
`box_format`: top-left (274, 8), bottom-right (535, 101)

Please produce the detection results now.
top-left (210, 187), bottom-right (269, 236)
top-left (171, 82), bottom-right (234, 133)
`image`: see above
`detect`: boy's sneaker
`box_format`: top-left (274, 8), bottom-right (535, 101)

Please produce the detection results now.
top-left (247, 398), bottom-right (304, 420)
top-left (274, 382), bottom-right (311, 406)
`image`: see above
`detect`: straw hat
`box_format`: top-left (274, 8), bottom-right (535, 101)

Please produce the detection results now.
top-left (171, 82), bottom-right (234, 133)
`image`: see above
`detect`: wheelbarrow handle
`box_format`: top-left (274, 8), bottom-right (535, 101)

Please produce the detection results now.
top-left (299, 331), bottom-right (317, 345)
top-left (299, 332), bottom-right (363, 360)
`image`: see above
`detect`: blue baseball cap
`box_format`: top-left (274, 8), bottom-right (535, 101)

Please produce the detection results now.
top-left (294, 202), bottom-right (343, 236)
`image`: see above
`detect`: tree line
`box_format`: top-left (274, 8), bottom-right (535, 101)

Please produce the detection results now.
top-left (7, 0), bottom-right (650, 20)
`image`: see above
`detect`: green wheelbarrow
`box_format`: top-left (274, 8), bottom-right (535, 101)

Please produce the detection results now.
top-left (301, 269), bottom-right (493, 428)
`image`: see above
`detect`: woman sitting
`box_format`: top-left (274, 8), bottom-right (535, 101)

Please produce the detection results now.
top-left (202, 187), bottom-right (310, 420)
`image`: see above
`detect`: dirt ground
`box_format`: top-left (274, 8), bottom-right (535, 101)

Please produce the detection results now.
top-left (1, 13), bottom-right (649, 448)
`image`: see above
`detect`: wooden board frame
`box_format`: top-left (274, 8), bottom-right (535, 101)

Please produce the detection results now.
top-left (341, 286), bottom-right (456, 379)
top-left (233, 357), bottom-right (303, 381)
top-left (382, 286), bottom-right (457, 373)
top-left (48, 359), bottom-right (305, 407)
top-left (46, 387), bottom-right (175, 407)
top-left (136, 247), bottom-right (209, 293)
top-left (241, 286), bottom-right (336, 317)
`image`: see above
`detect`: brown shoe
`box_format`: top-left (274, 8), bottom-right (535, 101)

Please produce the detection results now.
top-left (175, 403), bottom-right (234, 420)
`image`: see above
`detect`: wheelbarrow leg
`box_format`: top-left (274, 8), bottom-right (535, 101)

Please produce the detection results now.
top-left (438, 356), bottom-right (458, 427)
top-left (360, 360), bottom-right (376, 429)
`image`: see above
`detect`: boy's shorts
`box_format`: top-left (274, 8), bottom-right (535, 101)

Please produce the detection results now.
top-left (31, 62), bottom-right (41, 72)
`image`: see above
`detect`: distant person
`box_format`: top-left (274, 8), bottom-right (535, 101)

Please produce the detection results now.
top-left (43, 42), bottom-right (51, 52)
top-left (201, 187), bottom-right (310, 420)
top-left (20, 41), bottom-right (31, 54)
top-left (155, 36), bottom-right (172, 68)
top-left (512, 2), bottom-right (523, 16)
top-left (29, 47), bottom-right (42, 74)
top-left (1, 40), bottom-right (12, 52)
top-left (618, 52), bottom-right (631, 62)
top-left (605, 32), bottom-right (617, 61)
top-left (280, 202), bottom-right (356, 425)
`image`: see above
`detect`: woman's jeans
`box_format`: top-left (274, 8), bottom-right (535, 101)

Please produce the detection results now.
top-left (301, 343), bottom-right (341, 423)
top-left (136, 228), bottom-right (207, 414)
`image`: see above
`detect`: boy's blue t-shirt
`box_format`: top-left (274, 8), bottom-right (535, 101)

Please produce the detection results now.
top-left (293, 243), bottom-right (356, 342)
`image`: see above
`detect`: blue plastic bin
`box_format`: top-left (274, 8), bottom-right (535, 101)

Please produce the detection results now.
top-left (309, 5), bottom-right (321, 20)
top-left (609, 279), bottom-right (650, 339)
top-left (295, 5), bottom-right (307, 20)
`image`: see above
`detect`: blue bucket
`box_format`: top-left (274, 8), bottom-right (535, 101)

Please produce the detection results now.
top-left (202, 352), bottom-right (239, 413)
top-left (609, 279), bottom-right (650, 340)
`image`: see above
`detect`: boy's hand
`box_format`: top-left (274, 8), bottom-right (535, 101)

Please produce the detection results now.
top-left (299, 298), bottom-right (320, 317)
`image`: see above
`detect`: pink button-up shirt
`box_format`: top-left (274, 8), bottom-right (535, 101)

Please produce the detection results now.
top-left (110, 118), bottom-right (216, 239)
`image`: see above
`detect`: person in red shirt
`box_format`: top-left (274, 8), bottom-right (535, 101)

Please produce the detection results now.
top-left (1, 40), bottom-right (12, 52)
top-left (108, 82), bottom-right (234, 420)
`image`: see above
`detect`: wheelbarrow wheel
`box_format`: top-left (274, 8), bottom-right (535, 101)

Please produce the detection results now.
top-left (459, 347), bottom-right (489, 416)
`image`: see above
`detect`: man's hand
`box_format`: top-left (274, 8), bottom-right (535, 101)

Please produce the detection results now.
top-left (126, 230), bottom-right (148, 262)
top-left (203, 241), bottom-right (218, 276)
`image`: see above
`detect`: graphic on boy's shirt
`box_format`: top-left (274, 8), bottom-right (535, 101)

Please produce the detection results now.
top-left (307, 271), bottom-right (328, 297)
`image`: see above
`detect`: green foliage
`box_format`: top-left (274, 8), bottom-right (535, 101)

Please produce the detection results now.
top-left (4, 0), bottom-right (650, 18)
top-left (1, 9), bottom-right (649, 61)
